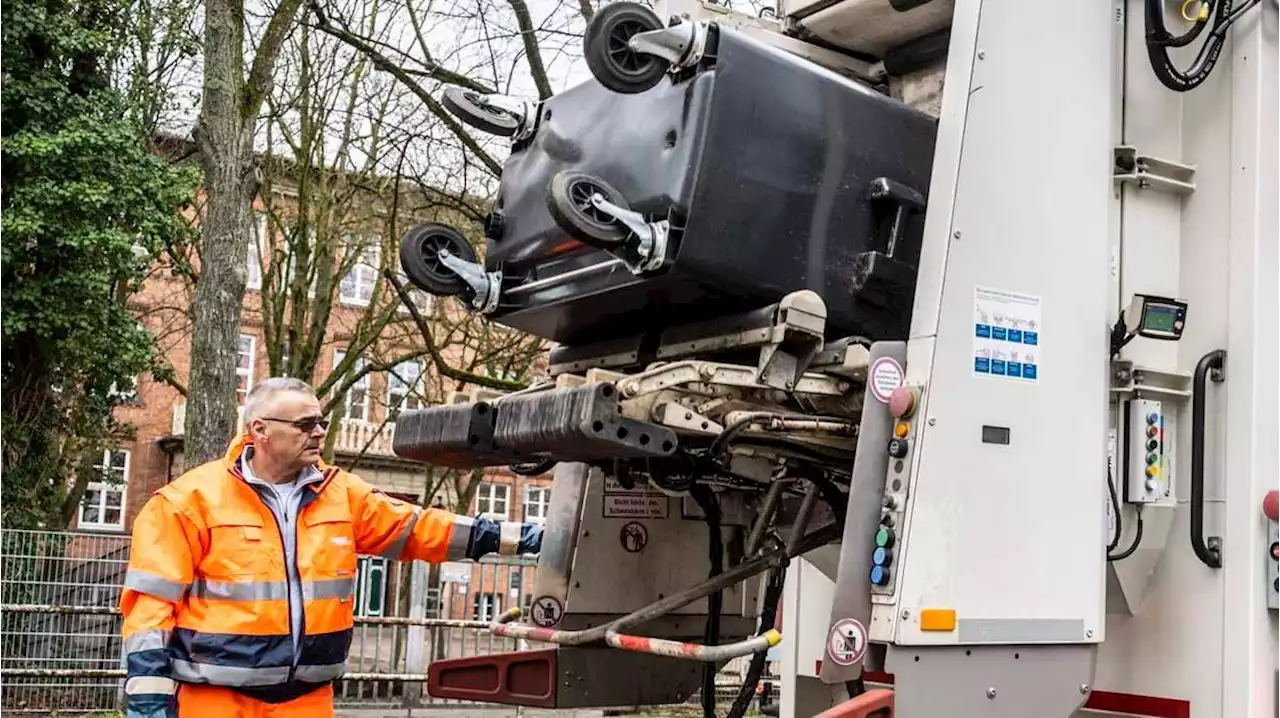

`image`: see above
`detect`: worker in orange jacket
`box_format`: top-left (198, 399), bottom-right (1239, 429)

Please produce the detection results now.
top-left (119, 377), bottom-right (543, 717)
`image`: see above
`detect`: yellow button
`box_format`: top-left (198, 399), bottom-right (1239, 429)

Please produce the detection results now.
top-left (920, 608), bottom-right (956, 632)
top-left (894, 422), bottom-right (910, 438)
top-left (1146, 466), bottom-right (1158, 477)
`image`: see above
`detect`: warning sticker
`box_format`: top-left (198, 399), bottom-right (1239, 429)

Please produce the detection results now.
top-left (530, 595), bottom-right (563, 628)
top-left (973, 286), bottom-right (1041, 383)
top-left (604, 477), bottom-right (646, 493)
top-left (604, 493), bottom-right (669, 519)
top-left (869, 357), bottom-right (905, 404)
top-left (827, 618), bottom-right (868, 666)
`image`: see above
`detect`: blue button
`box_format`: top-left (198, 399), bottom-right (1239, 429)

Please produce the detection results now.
top-left (1008, 329), bottom-right (1022, 343)
top-left (992, 327), bottom-right (1007, 341)
top-left (1023, 332), bottom-right (1038, 345)
top-left (1147, 413), bottom-right (1159, 424)
top-left (1007, 361), bottom-right (1022, 377)
top-left (1024, 363), bottom-right (1038, 379)
top-left (872, 547), bottom-right (891, 566)
top-left (976, 324), bottom-right (991, 338)
top-left (975, 357), bottom-right (991, 373)
top-left (991, 359), bottom-right (1007, 375)
top-left (870, 566), bottom-right (889, 586)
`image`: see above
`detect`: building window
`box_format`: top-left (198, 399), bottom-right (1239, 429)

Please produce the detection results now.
top-left (236, 334), bottom-right (255, 404)
top-left (523, 486), bottom-right (550, 523)
top-left (473, 592), bottom-right (501, 622)
top-left (340, 239), bottom-right (379, 307)
top-left (334, 348), bottom-right (369, 421)
top-left (79, 450), bottom-right (129, 531)
top-left (387, 360), bottom-right (423, 420)
top-left (247, 212), bottom-right (267, 291)
top-left (475, 482), bottom-right (509, 520)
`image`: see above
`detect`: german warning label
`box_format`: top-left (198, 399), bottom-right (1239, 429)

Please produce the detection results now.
top-left (620, 522), bottom-right (649, 552)
top-left (869, 357), bottom-right (904, 404)
top-left (603, 493), bottom-right (669, 519)
top-left (827, 618), bottom-right (868, 666)
top-left (530, 595), bottom-right (563, 628)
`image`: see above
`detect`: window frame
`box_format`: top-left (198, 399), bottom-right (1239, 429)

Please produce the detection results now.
top-left (78, 450), bottom-right (130, 532)
top-left (236, 334), bottom-right (256, 405)
top-left (523, 485), bottom-right (550, 524)
top-left (475, 482), bottom-right (510, 520)
top-left (333, 348), bottom-right (371, 422)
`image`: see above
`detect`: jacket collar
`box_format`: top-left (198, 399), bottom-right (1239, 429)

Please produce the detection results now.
top-left (224, 433), bottom-right (336, 490)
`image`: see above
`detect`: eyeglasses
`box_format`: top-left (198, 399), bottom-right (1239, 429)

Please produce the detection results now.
top-left (262, 416), bottom-right (331, 432)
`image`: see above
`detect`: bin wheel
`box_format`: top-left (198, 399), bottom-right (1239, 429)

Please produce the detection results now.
top-left (399, 222), bottom-right (479, 297)
top-left (584, 2), bottom-right (669, 94)
top-left (441, 87), bottom-right (520, 137)
top-left (546, 170), bottom-right (632, 248)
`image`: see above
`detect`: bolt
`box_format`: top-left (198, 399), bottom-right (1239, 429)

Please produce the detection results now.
top-left (901, 609), bottom-right (910, 619)
top-left (927, 417), bottom-right (936, 426)
top-left (1086, 630), bottom-right (1094, 638)
top-left (953, 230), bottom-right (962, 239)
top-left (1080, 684), bottom-right (1090, 695)
top-left (987, 687), bottom-right (997, 699)
top-left (700, 365), bottom-right (716, 380)
top-left (978, 51), bottom-right (986, 59)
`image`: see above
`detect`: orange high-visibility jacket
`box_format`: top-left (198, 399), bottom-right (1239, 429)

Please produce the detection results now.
top-left (119, 436), bottom-right (541, 716)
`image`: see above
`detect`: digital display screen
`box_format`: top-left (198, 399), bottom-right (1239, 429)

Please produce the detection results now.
top-left (1143, 303), bottom-right (1180, 332)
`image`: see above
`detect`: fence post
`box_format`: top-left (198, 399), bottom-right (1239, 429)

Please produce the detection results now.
top-left (403, 561), bottom-right (429, 707)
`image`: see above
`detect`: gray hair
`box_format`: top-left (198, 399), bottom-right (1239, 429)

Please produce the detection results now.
top-left (243, 377), bottom-right (316, 423)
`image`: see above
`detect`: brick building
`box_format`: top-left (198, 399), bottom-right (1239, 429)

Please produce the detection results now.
top-left (69, 140), bottom-right (551, 621)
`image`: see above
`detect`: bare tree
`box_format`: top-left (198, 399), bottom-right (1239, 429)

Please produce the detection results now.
top-left (184, 0), bottom-right (315, 467)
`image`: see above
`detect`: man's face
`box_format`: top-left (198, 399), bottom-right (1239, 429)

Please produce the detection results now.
top-left (249, 391), bottom-right (327, 469)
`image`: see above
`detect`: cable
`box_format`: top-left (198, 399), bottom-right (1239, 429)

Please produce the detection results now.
top-left (1109, 504), bottom-right (1145, 561)
top-left (1145, 0), bottom-right (1262, 92)
top-left (724, 561), bottom-right (787, 718)
top-left (1107, 468), bottom-right (1123, 553)
top-left (508, 459), bottom-right (555, 476)
top-left (691, 485), bottom-right (723, 718)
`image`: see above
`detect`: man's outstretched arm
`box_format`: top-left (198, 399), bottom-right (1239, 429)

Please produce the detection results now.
top-left (349, 476), bottom-right (542, 562)
top-left (119, 496), bottom-right (198, 718)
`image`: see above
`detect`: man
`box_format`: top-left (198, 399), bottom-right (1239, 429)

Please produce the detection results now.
top-left (120, 378), bottom-right (543, 717)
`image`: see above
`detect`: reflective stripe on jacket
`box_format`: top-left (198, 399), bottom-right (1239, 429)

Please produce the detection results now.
top-left (119, 435), bottom-right (542, 714)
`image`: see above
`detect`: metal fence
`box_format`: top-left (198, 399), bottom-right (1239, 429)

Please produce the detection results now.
top-left (0, 529), bottom-right (542, 714)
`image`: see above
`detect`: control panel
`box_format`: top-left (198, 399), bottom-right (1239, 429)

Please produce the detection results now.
top-left (1265, 491), bottom-right (1278, 611)
top-left (871, 383), bottom-right (919, 595)
top-left (1123, 294), bottom-right (1187, 341)
top-left (1126, 399), bottom-right (1170, 504)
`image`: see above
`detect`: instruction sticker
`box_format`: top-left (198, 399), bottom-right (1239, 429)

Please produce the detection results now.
top-left (827, 618), bottom-right (868, 666)
top-left (530, 595), bottom-right (564, 628)
top-left (869, 357), bottom-right (905, 404)
top-left (603, 493), bottom-right (669, 519)
top-left (620, 522), bottom-right (649, 553)
top-left (972, 286), bottom-right (1041, 383)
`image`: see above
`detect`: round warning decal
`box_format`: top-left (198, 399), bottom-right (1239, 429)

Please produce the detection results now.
top-left (530, 595), bottom-right (564, 628)
top-left (620, 522), bottom-right (649, 553)
top-left (827, 618), bottom-right (868, 666)
top-left (869, 357), bottom-right (905, 404)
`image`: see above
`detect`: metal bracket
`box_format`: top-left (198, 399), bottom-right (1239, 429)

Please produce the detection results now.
top-left (1109, 360), bottom-right (1192, 401)
top-left (479, 93), bottom-right (540, 142)
top-left (438, 249), bottom-right (502, 313)
top-left (1113, 146), bottom-right (1196, 195)
top-left (588, 195), bottom-right (671, 274)
top-left (629, 19), bottom-right (711, 69)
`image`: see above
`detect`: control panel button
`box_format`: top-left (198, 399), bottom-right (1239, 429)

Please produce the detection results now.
top-left (1145, 466), bottom-right (1158, 478)
top-left (1145, 479), bottom-right (1158, 491)
top-left (887, 438), bottom-right (909, 458)
top-left (874, 527), bottom-right (896, 549)
top-left (894, 422), bottom-right (910, 438)
top-left (1146, 439), bottom-right (1158, 451)
top-left (880, 513), bottom-right (896, 528)
top-left (1146, 453), bottom-right (1158, 465)
top-left (870, 566), bottom-right (890, 586)
top-left (1146, 426), bottom-right (1159, 438)
top-left (883, 495), bottom-right (897, 510)
top-left (1147, 413), bottom-right (1159, 424)
top-left (889, 386), bottom-right (918, 419)
top-left (1271, 542), bottom-right (1278, 561)
top-left (872, 547), bottom-right (894, 567)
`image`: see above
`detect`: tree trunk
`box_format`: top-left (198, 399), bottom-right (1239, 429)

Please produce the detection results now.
top-left (185, 0), bottom-right (253, 468)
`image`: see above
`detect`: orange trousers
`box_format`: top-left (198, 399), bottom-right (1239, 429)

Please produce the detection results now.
top-left (176, 683), bottom-right (334, 717)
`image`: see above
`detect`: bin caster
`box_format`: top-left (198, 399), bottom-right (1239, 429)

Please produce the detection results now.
top-left (545, 169), bottom-right (670, 274)
top-left (584, 2), bottom-right (670, 94)
top-left (399, 222), bottom-right (501, 312)
top-left (441, 86), bottom-right (536, 139)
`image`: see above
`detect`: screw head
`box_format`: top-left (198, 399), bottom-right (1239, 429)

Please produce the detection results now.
top-left (927, 417), bottom-right (937, 426)
top-left (1080, 684), bottom-right (1089, 695)
top-left (953, 230), bottom-right (962, 239)
top-left (978, 51), bottom-right (986, 59)
top-left (901, 609), bottom-right (910, 619)
top-left (1086, 630), bottom-right (1094, 638)
top-left (987, 687), bottom-right (996, 699)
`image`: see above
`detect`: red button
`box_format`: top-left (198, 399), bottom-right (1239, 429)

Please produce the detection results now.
top-left (1264, 491), bottom-right (1279, 522)
top-left (889, 386), bottom-right (917, 419)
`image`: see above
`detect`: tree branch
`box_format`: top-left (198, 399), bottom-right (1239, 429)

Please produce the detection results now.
top-left (506, 0), bottom-right (553, 99)
top-left (243, 0), bottom-right (311, 121)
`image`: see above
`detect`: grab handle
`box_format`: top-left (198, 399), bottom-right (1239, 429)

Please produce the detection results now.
top-left (1190, 349), bottom-right (1225, 569)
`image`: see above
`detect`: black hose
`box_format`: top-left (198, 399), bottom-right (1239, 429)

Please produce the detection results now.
top-left (509, 459), bottom-right (555, 476)
top-left (692, 485), bottom-right (723, 718)
top-left (725, 562), bottom-right (787, 718)
top-left (1144, 0), bottom-right (1260, 92)
top-left (1109, 505), bottom-right (1145, 561)
top-left (1106, 468), bottom-right (1123, 554)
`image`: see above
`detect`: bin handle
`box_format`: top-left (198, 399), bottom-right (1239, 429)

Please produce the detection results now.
top-left (1190, 348), bottom-right (1225, 569)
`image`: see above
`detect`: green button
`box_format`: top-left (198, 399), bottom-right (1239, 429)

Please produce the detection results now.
top-left (1147, 453), bottom-right (1158, 465)
top-left (874, 527), bottom-right (895, 549)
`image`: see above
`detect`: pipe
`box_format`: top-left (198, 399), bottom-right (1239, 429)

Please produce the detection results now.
top-left (490, 520), bottom-right (841, 647)
top-left (744, 479), bottom-right (788, 556)
top-left (1190, 349), bottom-right (1225, 569)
